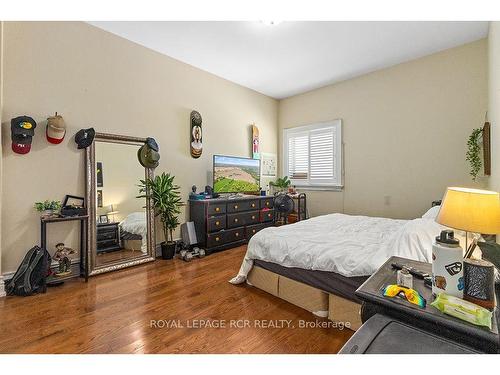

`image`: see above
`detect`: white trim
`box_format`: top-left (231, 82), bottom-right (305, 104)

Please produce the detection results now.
top-left (282, 119), bottom-right (343, 188)
top-left (0, 276), bottom-right (6, 298)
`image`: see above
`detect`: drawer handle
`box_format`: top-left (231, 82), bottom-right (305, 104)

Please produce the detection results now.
top-left (266, 202), bottom-right (269, 206)
top-left (251, 216), bottom-right (255, 220)
top-left (234, 218), bottom-right (238, 222)
top-left (234, 205), bottom-right (238, 209)
top-left (252, 229), bottom-right (256, 233)
top-left (251, 203), bottom-right (255, 207)
top-left (268, 213), bottom-right (271, 217)
top-left (215, 221), bottom-right (220, 226)
top-left (215, 237), bottom-right (220, 242)
top-left (235, 232), bottom-right (239, 237)
top-left (215, 207), bottom-right (220, 212)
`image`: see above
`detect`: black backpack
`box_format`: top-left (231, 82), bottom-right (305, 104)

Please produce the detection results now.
top-left (6, 245), bottom-right (51, 296)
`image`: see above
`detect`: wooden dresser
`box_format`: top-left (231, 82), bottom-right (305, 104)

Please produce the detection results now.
top-left (189, 195), bottom-right (274, 253)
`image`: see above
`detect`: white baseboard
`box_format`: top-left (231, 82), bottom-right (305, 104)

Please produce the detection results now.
top-left (0, 276), bottom-right (6, 298)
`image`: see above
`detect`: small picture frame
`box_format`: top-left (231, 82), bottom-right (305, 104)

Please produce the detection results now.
top-left (99, 215), bottom-right (109, 224)
top-left (97, 190), bottom-right (103, 208)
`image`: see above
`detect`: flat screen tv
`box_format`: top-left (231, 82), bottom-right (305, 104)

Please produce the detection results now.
top-left (213, 155), bottom-right (260, 193)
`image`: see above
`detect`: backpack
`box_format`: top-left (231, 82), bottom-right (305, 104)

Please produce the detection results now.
top-left (6, 245), bottom-right (51, 296)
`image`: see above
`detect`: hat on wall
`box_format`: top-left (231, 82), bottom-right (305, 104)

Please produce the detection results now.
top-left (11, 115), bottom-right (37, 154)
top-left (46, 112), bottom-right (67, 144)
top-left (138, 141), bottom-right (160, 169)
top-left (75, 128), bottom-right (95, 149)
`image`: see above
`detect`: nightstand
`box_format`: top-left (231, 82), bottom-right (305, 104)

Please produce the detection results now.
top-left (354, 256), bottom-right (500, 353)
top-left (96, 222), bottom-right (121, 253)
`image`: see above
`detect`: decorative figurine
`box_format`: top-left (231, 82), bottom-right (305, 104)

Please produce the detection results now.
top-left (252, 124), bottom-right (260, 160)
top-left (53, 243), bottom-right (75, 277)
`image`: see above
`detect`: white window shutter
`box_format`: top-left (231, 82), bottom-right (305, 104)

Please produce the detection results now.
top-left (310, 127), bottom-right (334, 182)
top-left (288, 134), bottom-right (309, 179)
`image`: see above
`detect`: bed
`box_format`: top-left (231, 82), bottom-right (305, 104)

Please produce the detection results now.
top-left (119, 212), bottom-right (148, 253)
top-left (230, 205), bottom-right (452, 329)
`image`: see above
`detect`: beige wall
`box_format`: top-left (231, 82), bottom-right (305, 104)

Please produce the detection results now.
top-left (279, 39), bottom-right (488, 219)
top-left (488, 22), bottom-right (500, 193)
top-left (0, 22), bottom-right (278, 274)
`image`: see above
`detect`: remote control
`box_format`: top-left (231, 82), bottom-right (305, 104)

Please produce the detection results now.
top-left (391, 262), bottom-right (430, 279)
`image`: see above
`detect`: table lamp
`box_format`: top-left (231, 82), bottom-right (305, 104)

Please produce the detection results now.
top-left (436, 187), bottom-right (500, 258)
top-left (107, 204), bottom-right (119, 223)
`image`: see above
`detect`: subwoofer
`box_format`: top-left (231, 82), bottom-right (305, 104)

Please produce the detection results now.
top-left (181, 222), bottom-right (198, 247)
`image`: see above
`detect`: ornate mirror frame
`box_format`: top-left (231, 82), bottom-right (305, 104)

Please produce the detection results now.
top-left (85, 132), bottom-right (156, 276)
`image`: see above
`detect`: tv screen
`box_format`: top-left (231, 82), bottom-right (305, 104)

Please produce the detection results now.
top-left (213, 155), bottom-right (260, 193)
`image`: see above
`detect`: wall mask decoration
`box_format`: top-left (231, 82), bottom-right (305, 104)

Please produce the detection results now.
top-left (190, 110), bottom-right (203, 158)
top-left (97, 162), bottom-right (104, 187)
top-left (97, 190), bottom-right (103, 208)
top-left (11, 115), bottom-right (37, 155)
top-left (252, 123), bottom-right (260, 160)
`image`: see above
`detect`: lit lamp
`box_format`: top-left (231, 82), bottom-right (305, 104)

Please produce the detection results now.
top-left (436, 187), bottom-right (500, 258)
top-left (107, 204), bottom-right (119, 223)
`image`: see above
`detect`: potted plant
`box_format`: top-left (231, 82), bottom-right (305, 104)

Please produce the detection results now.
top-left (34, 200), bottom-right (62, 219)
top-left (138, 172), bottom-right (184, 260)
top-left (269, 176), bottom-right (291, 194)
top-left (466, 127), bottom-right (484, 181)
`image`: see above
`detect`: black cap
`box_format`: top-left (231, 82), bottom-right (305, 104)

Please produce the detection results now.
top-left (436, 230), bottom-right (459, 245)
top-left (190, 110), bottom-right (202, 126)
top-left (75, 128), bottom-right (95, 149)
top-left (11, 116), bottom-right (37, 136)
top-left (146, 137), bottom-right (159, 152)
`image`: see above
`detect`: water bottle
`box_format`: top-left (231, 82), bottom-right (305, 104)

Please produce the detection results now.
top-left (432, 230), bottom-right (464, 298)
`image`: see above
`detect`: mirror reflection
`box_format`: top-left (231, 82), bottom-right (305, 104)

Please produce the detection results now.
top-left (94, 141), bottom-right (148, 267)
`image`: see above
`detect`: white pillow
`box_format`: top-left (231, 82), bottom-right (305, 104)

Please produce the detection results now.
top-left (421, 205), bottom-right (441, 219)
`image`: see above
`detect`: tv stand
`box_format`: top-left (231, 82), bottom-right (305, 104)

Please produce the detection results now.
top-left (189, 195), bottom-right (275, 254)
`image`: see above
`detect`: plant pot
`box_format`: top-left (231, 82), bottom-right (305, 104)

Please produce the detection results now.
top-left (41, 209), bottom-right (56, 219)
top-left (161, 241), bottom-right (176, 260)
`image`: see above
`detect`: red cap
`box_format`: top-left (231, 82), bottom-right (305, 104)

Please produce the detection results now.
top-left (12, 142), bottom-right (31, 154)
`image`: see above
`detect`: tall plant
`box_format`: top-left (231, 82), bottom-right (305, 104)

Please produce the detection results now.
top-left (138, 173), bottom-right (184, 243)
top-left (269, 176), bottom-right (291, 190)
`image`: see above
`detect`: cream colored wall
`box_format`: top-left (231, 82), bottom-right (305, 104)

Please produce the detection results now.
top-left (0, 22), bottom-right (278, 274)
top-left (488, 22), bottom-right (500, 193)
top-left (94, 141), bottom-right (145, 222)
top-left (279, 39), bottom-right (488, 220)
top-left (0, 21), bottom-right (4, 282)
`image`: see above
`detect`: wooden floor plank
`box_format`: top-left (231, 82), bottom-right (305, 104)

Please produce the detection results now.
top-left (0, 246), bottom-right (352, 353)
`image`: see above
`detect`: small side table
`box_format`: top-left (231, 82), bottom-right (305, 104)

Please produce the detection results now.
top-left (40, 215), bottom-right (89, 282)
top-left (355, 256), bottom-right (500, 353)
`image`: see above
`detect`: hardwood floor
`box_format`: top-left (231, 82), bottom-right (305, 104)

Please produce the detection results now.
top-left (0, 246), bottom-right (352, 354)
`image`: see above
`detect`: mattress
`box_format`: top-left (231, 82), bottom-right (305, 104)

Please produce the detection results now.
top-left (254, 259), bottom-right (368, 303)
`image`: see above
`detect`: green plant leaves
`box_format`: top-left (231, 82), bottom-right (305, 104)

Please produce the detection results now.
top-left (269, 176), bottom-right (291, 189)
top-left (138, 172), bottom-right (184, 243)
top-left (466, 128), bottom-right (483, 181)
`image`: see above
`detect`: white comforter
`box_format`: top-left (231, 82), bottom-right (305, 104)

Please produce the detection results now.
top-left (119, 212), bottom-right (147, 253)
top-left (230, 213), bottom-right (448, 283)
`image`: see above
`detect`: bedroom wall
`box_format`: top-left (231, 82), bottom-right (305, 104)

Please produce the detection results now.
top-left (279, 39), bottom-right (488, 220)
top-left (0, 21), bottom-right (278, 274)
top-left (488, 22), bottom-right (500, 193)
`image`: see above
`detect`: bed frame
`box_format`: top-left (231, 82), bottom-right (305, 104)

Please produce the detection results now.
top-left (247, 265), bottom-right (363, 331)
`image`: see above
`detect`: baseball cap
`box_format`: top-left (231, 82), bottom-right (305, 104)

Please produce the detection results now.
top-left (138, 143), bottom-right (160, 168)
top-left (46, 112), bottom-right (66, 144)
top-left (75, 128), bottom-right (95, 149)
top-left (11, 116), bottom-right (37, 155)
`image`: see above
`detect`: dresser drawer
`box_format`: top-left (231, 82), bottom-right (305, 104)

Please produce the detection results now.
top-left (243, 210), bottom-right (260, 226)
top-left (225, 228), bottom-right (245, 243)
top-left (206, 232), bottom-right (226, 247)
top-left (207, 203), bottom-right (226, 216)
top-left (208, 215), bottom-right (226, 233)
top-left (227, 212), bottom-right (247, 228)
top-left (227, 199), bottom-right (259, 213)
top-left (260, 198), bottom-right (274, 209)
top-left (246, 223), bottom-right (267, 240)
top-left (261, 209), bottom-right (275, 222)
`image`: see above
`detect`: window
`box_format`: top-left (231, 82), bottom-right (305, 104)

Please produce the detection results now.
top-left (283, 120), bottom-right (342, 188)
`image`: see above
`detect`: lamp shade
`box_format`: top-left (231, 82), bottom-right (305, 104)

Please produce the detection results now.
top-left (436, 187), bottom-right (500, 234)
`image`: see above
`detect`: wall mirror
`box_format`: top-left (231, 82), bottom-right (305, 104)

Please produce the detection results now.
top-left (85, 133), bottom-right (155, 276)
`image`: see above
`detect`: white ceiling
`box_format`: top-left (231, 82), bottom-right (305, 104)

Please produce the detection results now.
top-left (89, 21), bottom-right (489, 99)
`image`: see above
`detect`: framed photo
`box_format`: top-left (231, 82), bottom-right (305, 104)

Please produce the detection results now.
top-left (99, 215), bottom-right (109, 224)
top-left (63, 195), bottom-right (85, 208)
top-left (97, 162), bottom-right (104, 187)
top-left (97, 190), bottom-right (103, 208)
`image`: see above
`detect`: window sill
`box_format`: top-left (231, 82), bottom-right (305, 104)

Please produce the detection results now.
top-left (295, 185), bottom-right (344, 192)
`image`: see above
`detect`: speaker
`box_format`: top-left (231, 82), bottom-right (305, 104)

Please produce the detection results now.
top-left (181, 222), bottom-right (198, 247)
top-left (463, 258), bottom-right (496, 310)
